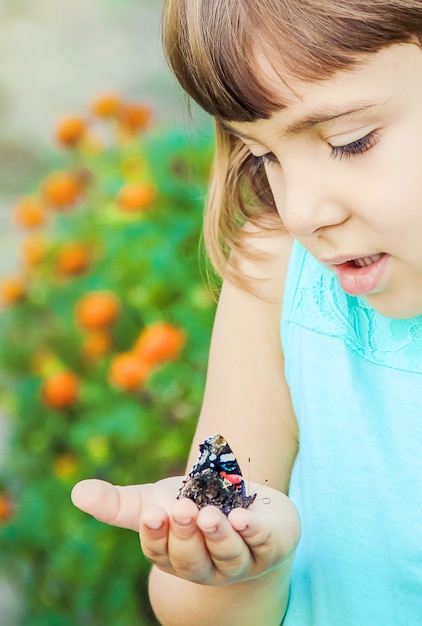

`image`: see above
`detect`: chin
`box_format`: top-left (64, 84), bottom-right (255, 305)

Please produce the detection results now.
top-left (363, 292), bottom-right (422, 320)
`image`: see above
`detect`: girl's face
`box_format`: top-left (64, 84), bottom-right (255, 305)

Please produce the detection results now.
top-left (229, 43), bottom-right (422, 319)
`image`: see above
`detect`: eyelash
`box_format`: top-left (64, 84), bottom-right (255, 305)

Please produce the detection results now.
top-left (250, 131), bottom-right (379, 169)
top-left (329, 131), bottom-right (379, 160)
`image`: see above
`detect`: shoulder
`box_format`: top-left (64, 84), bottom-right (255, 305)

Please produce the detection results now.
top-left (230, 225), bottom-right (294, 303)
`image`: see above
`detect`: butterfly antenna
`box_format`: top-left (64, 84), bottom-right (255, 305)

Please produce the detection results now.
top-left (249, 479), bottom-right (269, 497)
top-left (247, 457), bottom-right (270, 502)
top-left (247, 457), bottom-right (251, 495)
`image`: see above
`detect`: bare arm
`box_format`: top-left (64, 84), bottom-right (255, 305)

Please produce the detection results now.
top-left (187, 230), bottom-right (298, 491)
top-left (72, 230), bottom-right (299, 626)
top-left (149, 231), bottom-right (299, 625)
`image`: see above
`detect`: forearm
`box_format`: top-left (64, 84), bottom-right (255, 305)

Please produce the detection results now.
top-left (149, 557), bottom-right (294, 626)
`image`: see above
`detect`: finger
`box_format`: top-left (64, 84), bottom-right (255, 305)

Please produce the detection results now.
top-left (196, 506), bottom-right (251, 581)
top-left (140, 505), bottom-right (170, 568)
top-left (167, 498), bottom-right (213, 582)
top-left (71, 479), bottom-right (144, 531)
top-left (229, 507), bottom-right (300, 566)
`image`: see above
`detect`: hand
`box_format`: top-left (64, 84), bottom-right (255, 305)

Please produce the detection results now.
top-left (71, 476), bottom-right (300, 586)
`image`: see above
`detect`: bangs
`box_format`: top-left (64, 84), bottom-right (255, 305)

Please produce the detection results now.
top-left (162, 0), bottom-right (422, 122)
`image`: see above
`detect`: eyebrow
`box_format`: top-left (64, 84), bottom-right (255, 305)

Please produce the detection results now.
top-left (221, 102), bottom-right (380, 141)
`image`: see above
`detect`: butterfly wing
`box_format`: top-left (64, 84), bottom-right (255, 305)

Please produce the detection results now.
top-left (178, 434), bottom-right (256, 515)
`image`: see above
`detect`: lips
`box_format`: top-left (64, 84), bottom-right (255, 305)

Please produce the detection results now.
top-left (326, 253), bottom-right (389, 296)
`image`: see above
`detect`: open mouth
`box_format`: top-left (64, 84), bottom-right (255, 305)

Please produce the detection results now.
top-left (333, 253), bottom-right (389, 296)
top-left (347, 253), bottom-right (385, 269)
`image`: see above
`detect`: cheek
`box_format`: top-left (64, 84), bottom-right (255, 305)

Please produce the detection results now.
top-left (363, 159), bottom-right (422, 230)
top-left (366, 125), bottom-right (422, 224)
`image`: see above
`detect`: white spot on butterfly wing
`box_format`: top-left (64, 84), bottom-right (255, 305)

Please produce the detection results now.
top-left (219, 453), bottom-right (235, 464)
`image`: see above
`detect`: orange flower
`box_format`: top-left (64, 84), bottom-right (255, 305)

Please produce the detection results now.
top-left (92, 92), bottom-right (122, 119)
top-left (118, 102), bottom-right (152, 133)
top-left (81, 330), bottom-right (112, 361)
top-left (21, 236), bottom-right (46, 267)
top-left (75, 291), bottom-right (120, 330)
top-left (42, 171), bottom-right (82, 209)
top-left (134, 322), bottom-right (186, 366)
top-left (56, 242), bottom-right (91, 276)
top-left (14, 196), bottom-right (47, 228)
top-left (41, 371), bottom-right (80, 409)
top-left (109, 352), bottom-right (151, 391)
top-left (117, 182), bottom-right (156, 212)
top-left (0, 274), bottom-right (27, 305)
top-left (0, 492), bottom-right (14, 523)
top-left (55, 115), bottom-right (87, 148)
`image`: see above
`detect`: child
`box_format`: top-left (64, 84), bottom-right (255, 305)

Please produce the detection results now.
top-left (71, 1), bottom-right (422, 624)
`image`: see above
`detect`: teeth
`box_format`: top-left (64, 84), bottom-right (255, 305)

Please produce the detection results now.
top-left (354, 254), bottom-right (382, 267)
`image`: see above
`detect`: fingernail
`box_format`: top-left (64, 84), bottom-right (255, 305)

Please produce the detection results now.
top-left (235, 523), bottom-right (248, 532)
top-left (174, 516), bottom-right (192, 526)
top-left (202, 525), bottom-right (218, 535)
top-left (232, 520), bottom-right (249, 532)
top-left (144, 520), bottom-right (164, 530)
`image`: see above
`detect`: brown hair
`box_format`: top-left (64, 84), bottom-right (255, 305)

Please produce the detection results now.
top-left (162, 0), bottom-right (422, 280)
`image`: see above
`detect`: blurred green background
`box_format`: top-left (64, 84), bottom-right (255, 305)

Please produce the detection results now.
top-left (0, 1), bottom-right (215, 624)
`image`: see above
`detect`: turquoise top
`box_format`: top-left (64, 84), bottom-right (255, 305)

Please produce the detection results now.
top-left (281, 242), bottom-right (422, 626)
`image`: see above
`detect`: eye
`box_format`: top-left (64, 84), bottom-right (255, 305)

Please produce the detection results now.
top-left (329, 131), bottom-right (379, 160)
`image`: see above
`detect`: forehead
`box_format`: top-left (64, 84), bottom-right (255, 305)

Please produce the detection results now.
top-left (226, 43), bottom-right (420, 138)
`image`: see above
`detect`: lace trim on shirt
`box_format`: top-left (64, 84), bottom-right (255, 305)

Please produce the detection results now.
top-left (284, 243), bottom-right (422, 373)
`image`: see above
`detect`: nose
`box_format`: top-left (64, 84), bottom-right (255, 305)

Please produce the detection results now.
top-left (273, 161), bottom-right (350, 237)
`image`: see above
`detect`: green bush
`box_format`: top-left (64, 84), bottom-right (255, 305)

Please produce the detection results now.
top-left (0, 96), bottom-right (216, 625)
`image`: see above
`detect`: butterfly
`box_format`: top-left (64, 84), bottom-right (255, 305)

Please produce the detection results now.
top-left (178, 434), bottom-right (256, 515)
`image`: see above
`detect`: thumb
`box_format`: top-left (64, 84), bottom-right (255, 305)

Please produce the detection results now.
top-left (71, 479), bottom-right (144, 532)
